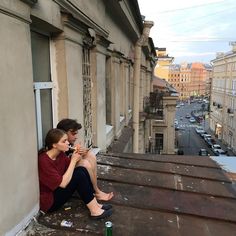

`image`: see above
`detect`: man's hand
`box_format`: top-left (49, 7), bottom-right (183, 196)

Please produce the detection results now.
top-left (78, 146), bottom-right (89, 156)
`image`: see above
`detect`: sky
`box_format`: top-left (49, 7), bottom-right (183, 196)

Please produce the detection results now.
top-left (137, 0), bottom-right (236, 64)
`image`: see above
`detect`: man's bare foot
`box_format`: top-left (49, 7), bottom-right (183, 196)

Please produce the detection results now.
top-left (95, 191), bottom-right (114, 201)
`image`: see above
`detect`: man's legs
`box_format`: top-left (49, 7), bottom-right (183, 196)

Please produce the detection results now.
top-left (78, 151), bottom-right (113, 201)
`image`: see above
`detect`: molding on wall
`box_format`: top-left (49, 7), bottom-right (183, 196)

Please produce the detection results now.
top-left (20, 0), bottom-right (38, 6)
top-left (54, 0), bottom-right (109, 38)
top-left (0, 5), bottom-right (31, 24)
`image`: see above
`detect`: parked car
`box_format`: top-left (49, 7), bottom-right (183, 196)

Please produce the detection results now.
top-left (189, 117), bottom-right (196, 123)
top-left (203, 134), bottom-right (211, 141)
top-left (205, 138), bottom-right (216, 147)
top-left (200, 131), bottom-right (208, 137)
top-left (199, 149), bottom-right (209, 156)
top-left (195, 127), bottom-right (204, 134)
top-left (211, 144), bottom-right (227, 156)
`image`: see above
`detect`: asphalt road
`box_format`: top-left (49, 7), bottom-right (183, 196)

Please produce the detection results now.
top-left (175, 102), bottom-right (214, 156)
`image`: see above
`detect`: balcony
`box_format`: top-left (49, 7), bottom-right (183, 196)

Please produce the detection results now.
top-left (143, 92), bottom-right (164, 120)
top-left (227, 108), bottom-right (234, 116)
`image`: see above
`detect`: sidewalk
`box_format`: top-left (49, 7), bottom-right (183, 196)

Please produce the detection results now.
top-left (207, 128), bottom-right (235, 156)
top-left (192, 110), bottom-right (235, 156)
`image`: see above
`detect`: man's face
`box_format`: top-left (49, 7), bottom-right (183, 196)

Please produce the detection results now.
top-left (66, 129), bottom-right (78, 145)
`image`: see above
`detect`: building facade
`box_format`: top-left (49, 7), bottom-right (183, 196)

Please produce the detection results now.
top-left (143, 77), bottom-right (178, 154)
top-left (210, 44), bottom-right (236, 153)
top-left (154, 47), bottom-right (174, 80)
top-left (0, 0), bottom-right (155, 235)
top-left (169, 62), bottom-right (211, 100)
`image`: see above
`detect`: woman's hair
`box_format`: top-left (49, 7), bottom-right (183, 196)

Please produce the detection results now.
top-left (57, 118), bottom-right (82, 132)
top-left (39, 128), bottom-right (66, 154)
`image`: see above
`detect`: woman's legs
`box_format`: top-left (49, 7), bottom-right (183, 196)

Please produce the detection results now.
top-left (48, 167), bottom-right (110, 217)
top-left (78, 151), bottom-right (114, 201)
top-left (49, 167), bottom-right (93, 212)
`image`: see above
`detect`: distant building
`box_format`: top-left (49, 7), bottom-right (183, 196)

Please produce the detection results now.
top-left (210, 43), bottom-right (236, 152)
top-left (143, 76), bottom-right (178, 154)
top-left (169, 62), bottom-right (211, 100)
top-left (154, 48), bottom-right (174, 80)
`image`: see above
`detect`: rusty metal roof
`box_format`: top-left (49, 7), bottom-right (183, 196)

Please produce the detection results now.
top-left (36, 153), bottom-right (236, 236)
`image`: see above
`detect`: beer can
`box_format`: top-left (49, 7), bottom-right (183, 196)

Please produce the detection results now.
top-left (105, 221), bottom-right (112, 236)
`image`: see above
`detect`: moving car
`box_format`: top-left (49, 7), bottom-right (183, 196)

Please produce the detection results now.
top-left (185, 114), bottom-right (191, 119)
top-left (199, 149), bottom-right (209, 156)
top-left (189, 117), bottom-right (196, 123)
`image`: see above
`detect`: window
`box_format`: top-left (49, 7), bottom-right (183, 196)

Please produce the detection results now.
top-left (105, 56), bottom-right (112, 125)
top-left (232, 79), bottom-right (236, 95)
top-left (31, 31), bottom-right (53, 149)
top-left (155, 133), bottom-right (163, 154)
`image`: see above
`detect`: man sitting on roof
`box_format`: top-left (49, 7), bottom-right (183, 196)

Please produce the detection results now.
top-left (57, 118), bottom-right (114, 201)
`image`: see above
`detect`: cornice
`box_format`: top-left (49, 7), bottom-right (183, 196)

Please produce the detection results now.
top-left (53, 0), bottom-right (109, 38)
top-left (0, 5), bottom-right (30, 24)
top-left (20, 0), bottom-right (38, 6)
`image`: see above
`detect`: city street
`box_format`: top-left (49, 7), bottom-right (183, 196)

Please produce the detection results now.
top-left (175, 101), bottom-right (213, 156)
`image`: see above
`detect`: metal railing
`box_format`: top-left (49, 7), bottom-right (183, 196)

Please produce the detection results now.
top-left (143, 92), bottom-right (164, 119)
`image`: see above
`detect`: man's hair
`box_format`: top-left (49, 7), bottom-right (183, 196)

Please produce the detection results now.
top-left (57, 118), bottom-right (82, 132)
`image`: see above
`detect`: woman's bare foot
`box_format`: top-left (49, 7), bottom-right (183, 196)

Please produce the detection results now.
top-left (95, 191), bottom-right (114, 201)
top-left (90, 207), bottom-right (104, 217)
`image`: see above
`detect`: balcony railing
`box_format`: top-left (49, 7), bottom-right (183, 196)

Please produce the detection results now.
top-left (143, 92), bottom-right (164, 120)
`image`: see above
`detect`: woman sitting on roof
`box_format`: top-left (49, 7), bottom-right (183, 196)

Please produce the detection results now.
top-left (38, 128), bottom-right (112, 219)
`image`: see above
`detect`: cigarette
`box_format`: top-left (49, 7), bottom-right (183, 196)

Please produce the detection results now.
top-left (64, 207), bottom-right (71, 211)
top-left (69, 145), bottom-right (76, 151)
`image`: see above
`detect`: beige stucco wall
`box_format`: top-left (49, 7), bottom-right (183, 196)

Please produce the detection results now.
top-left (151, 96), bottom-right (177, 154)
top-left (94, 45), bottom-right (107, 150)
top-left (0, 1), bottom-right (39, 235)
top-left (163, 98), bottom-right (177, 154)
top-left (31, 0), bottom-right (62, 30)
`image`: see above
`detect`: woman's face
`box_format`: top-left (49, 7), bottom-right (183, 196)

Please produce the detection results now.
top-left (54, 134), bottom-right (70, 152)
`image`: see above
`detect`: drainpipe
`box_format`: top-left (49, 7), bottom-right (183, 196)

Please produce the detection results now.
top-left (133, 21), bottom-right (154, 153)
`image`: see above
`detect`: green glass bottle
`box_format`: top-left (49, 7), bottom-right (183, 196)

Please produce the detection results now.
top-left (105, 221), bottom-right (112, 236)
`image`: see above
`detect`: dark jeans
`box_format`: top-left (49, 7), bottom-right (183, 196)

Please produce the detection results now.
top-left (48, 166), bottom-right (95, 212)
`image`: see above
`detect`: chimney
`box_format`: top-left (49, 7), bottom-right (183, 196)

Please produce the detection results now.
top-left (229, 41), bottom-right (236, 52)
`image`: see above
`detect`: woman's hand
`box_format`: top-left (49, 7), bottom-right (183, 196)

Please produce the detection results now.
top-left (71, 150), bottom-right (81, 164)
top-left (60, 151), bottom-right (81, 188)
